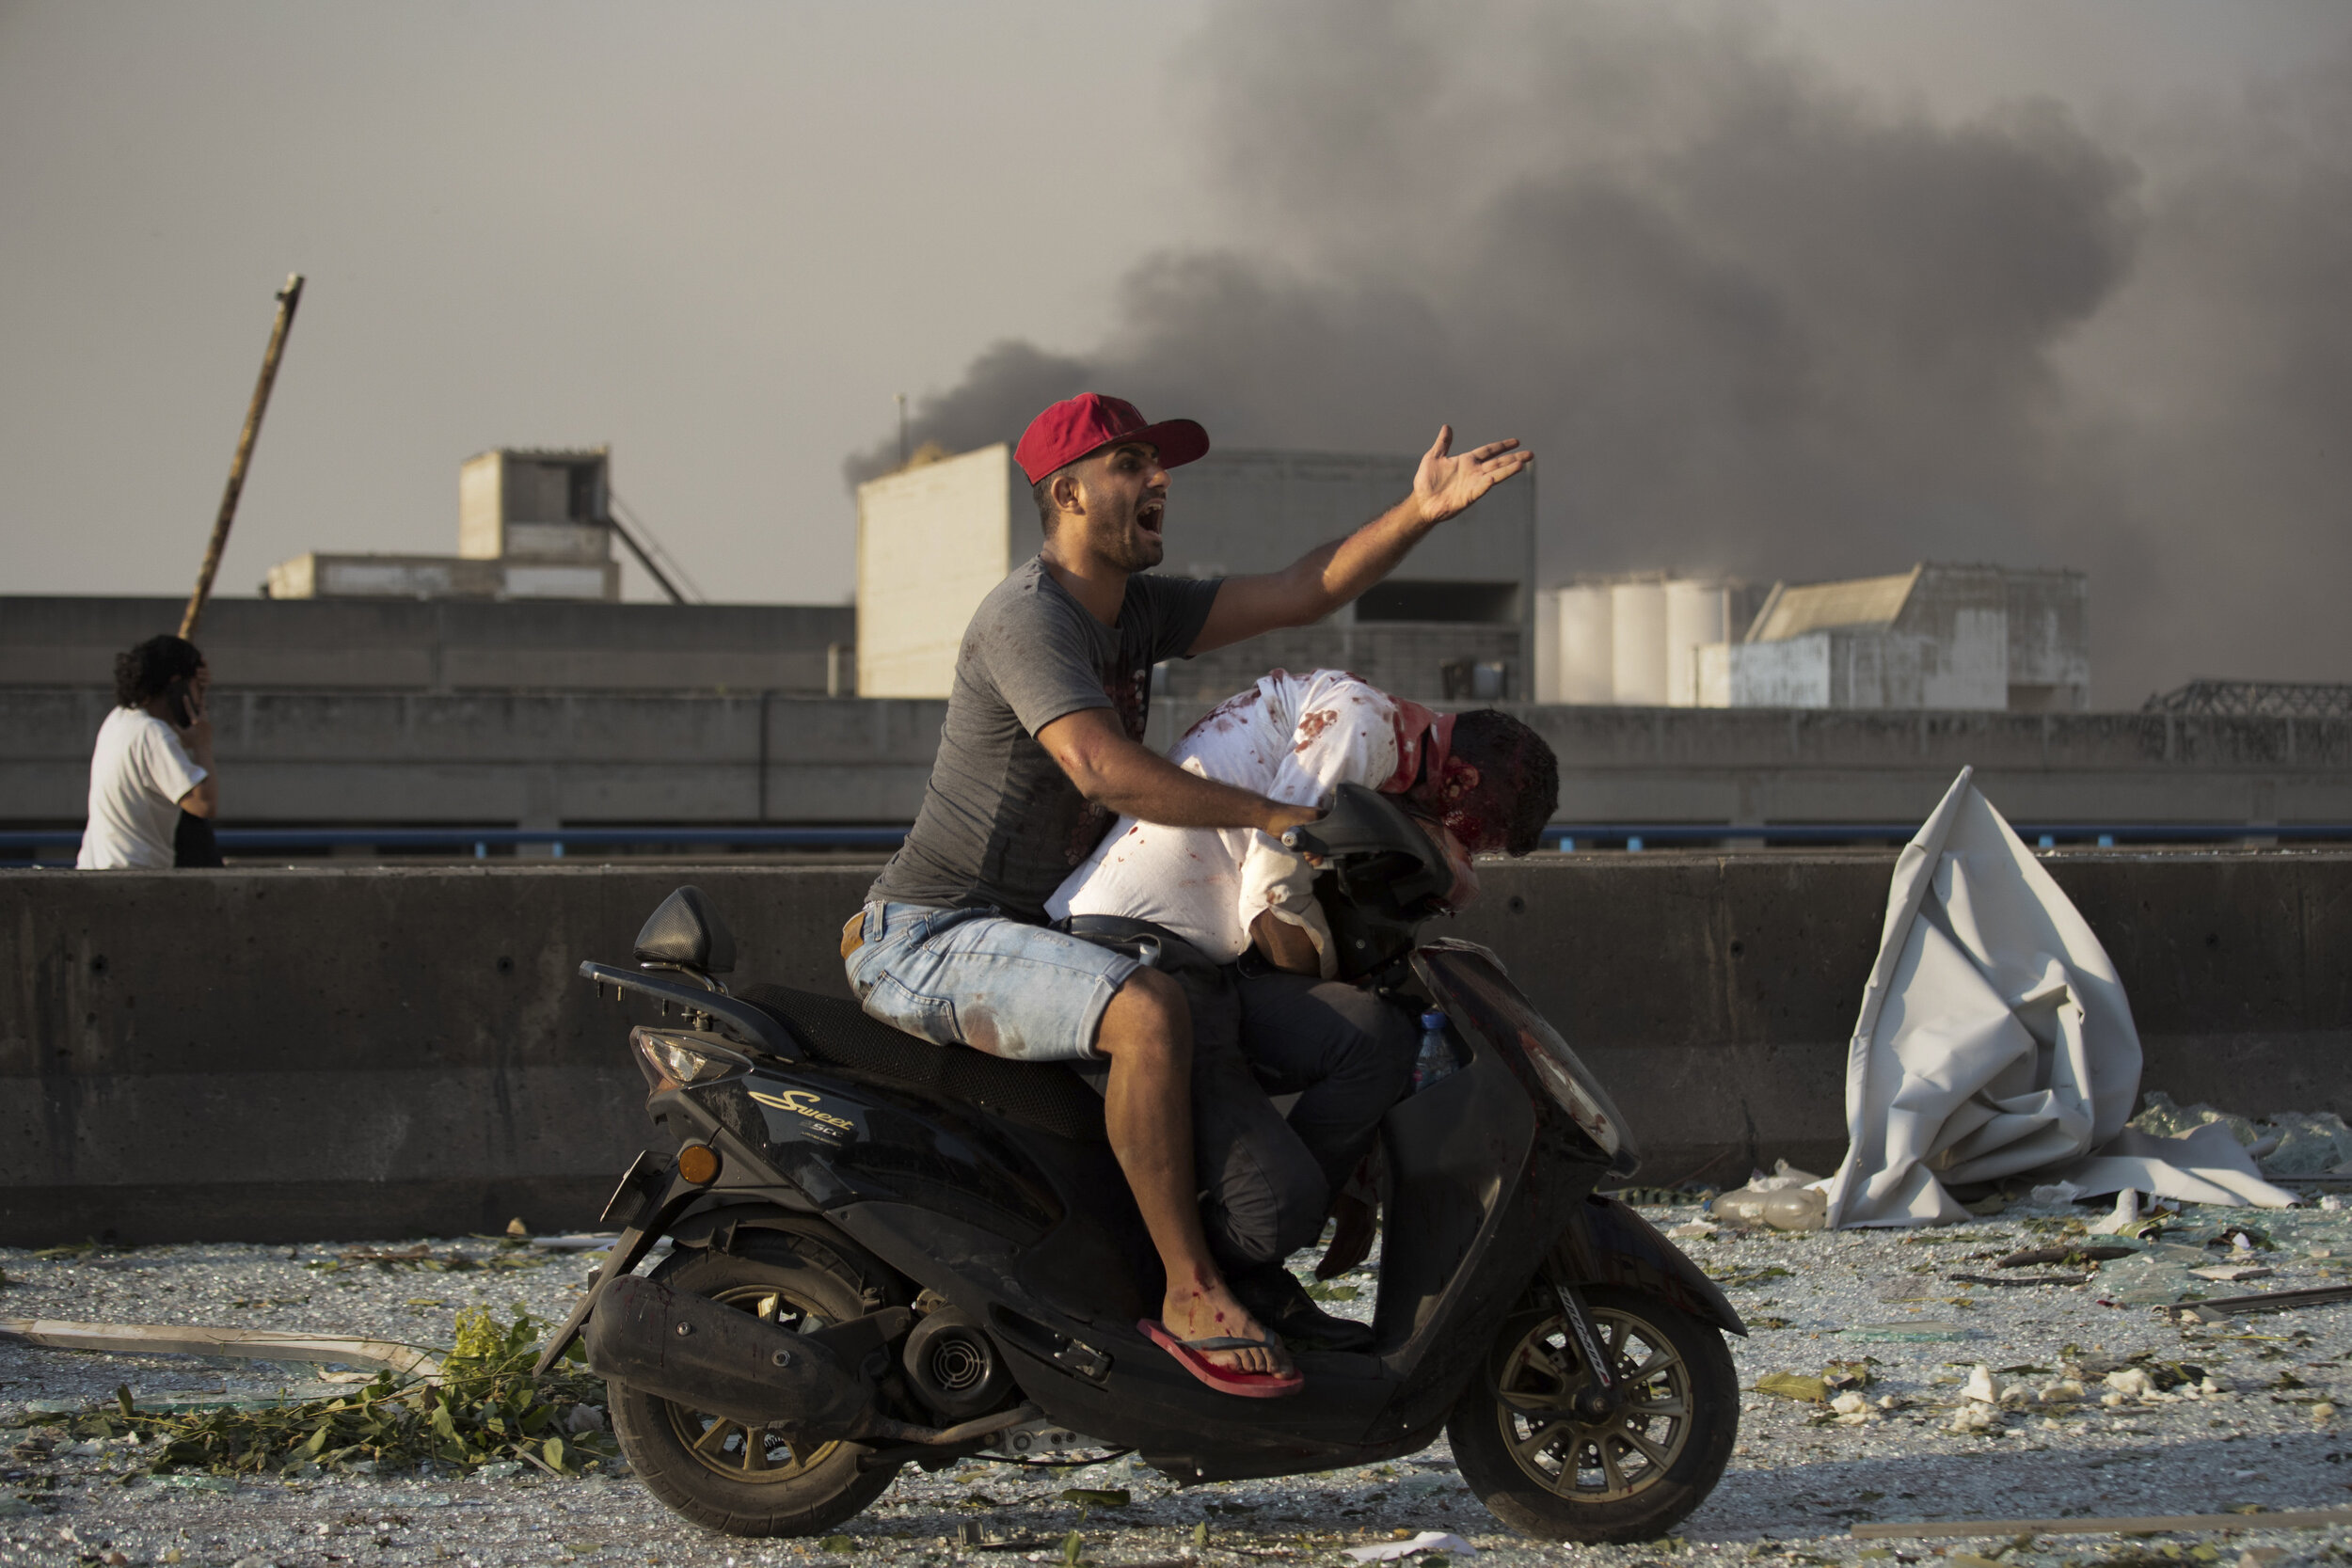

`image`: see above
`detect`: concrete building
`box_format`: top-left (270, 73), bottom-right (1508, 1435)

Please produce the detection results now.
top-left (1702, 564), bottom-right (2088, 712)
top-left (264, 448), bottom-right (622, 603)
top-left (855, 443), bottom-right (1535, 703)
top-left (1540, 564), bottom-right (2088, 713)
top-left (0, 595), bottom-right (853, 695)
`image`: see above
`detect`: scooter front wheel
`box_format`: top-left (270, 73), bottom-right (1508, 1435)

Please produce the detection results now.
top-left (609, 1228), bottom-right (905, 1537)
top-left (1448, 1283), bottom-right (1738, 1543)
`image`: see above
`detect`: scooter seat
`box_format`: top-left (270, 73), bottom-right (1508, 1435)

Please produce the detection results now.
top-left (733, 982), bottom-right (1108, 1144)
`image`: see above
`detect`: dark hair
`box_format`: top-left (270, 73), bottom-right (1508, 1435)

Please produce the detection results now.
top-left (1448, 709), bottom-right (1559, 856)
top-left (114, 634), bottom-right (204, 709)
top-left (1031, 463), bottom-right (1076, 531)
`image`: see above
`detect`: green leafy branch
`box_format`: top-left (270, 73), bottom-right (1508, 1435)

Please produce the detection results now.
top-left (33, 1307), bottom-right (614, 1481)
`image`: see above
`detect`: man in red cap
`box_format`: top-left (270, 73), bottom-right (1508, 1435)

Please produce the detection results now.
top-left (844, 392), bottom-right (1530, 1396)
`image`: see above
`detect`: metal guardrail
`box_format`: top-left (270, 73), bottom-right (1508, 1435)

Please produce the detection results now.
top-left (6, 822), bottom-right (2352, 865)
top-left (2143, 678), bottom-right (2352, 718)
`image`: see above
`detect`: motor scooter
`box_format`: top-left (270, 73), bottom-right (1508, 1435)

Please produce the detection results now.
top-left (537, 784), bottom-right (1744, 1543)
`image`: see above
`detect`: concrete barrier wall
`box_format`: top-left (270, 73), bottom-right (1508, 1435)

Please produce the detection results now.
top-left (6, 850), bottom-right (2345, 1244)
top-left (1513, 705), bottom-right (2352, 825)
top-left (9, 688), bottom-right (2350, 831)
top-left (5, 690), bottom-right (948, 828)
top-left (0, 595), bottom-right (855, 695)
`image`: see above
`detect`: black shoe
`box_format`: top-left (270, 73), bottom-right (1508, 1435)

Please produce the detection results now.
top-left (1229, 1263), bottom-right (1375, 1353)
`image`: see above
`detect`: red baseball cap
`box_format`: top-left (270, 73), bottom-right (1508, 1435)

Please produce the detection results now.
top-left (1013, 393), bottom-right (1210, 485)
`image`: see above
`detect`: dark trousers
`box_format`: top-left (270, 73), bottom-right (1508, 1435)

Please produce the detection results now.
top-left (1234, 967), bottom-right (1418, 1195)
top-left (1064, 918), bottom-right (1414, 1275)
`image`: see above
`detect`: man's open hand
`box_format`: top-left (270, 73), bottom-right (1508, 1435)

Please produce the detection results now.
top-left (1412, 425), bottom-right (1533, 527)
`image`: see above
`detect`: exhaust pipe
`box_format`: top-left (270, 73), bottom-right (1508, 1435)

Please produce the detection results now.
top-left (583, 1275), bottom-right (875, 1439)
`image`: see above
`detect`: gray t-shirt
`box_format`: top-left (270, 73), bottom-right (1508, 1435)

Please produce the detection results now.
top-left (869, 556), bottom-right (1222, 922)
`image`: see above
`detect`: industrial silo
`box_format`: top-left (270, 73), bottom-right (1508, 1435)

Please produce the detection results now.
top-left (1610, 579), bottom-right (1670, 705)
top-left (1664, 579), bottom-right (1732, 707)
top-left (1557, 583), bottom-right (1614, 703)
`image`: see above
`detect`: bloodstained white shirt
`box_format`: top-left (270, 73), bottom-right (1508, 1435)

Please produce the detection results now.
top-left (1047, 669), bottom-right (1438, 975)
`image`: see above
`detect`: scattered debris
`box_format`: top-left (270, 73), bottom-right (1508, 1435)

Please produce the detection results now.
top-left (0, 1318), bottom-right (441, 1379)
top-left (2132, 1092), bottom-right (2265, 1149)
top-left (1754, 1372), bottom-right (1830, 1403)
top-left (2090, 1243), bottom-right (2214, 1305)
top-left (2090, 1190), bottom-right (2152, 1236)
top-left (1852, 1508), bottom-right (2352, 1540)
top-left (1711, 1164), bottom-right (1828, 1230)
top-left (2211, 1225), bottom-right (2278, 1252)
top-left (2133, 1096), bottom-right (2352, 1180)
top-left (6, 1307), bottom-right (610, 1480)
top-left (1994, 1244), bottom-right (2136, 1268)
top-left (1343, 1532), bottom-right (1476, 1561)
top-left (1947, 1272), bottom-right (2091, 1288)
top-left (527, 1234), bottom-right (619, 1253)
top-left (1836, 1322), bottom-right (1979, 1342)
top-left (1708, 1264), bottom-right (1795, 1290)
top-left (1821, 1358), bottom-right (1878, 1389)
top-left (2168, 1284), bottom-right (2352, 1317)
top-left (8, 1207), bottom-right (2351, 1555)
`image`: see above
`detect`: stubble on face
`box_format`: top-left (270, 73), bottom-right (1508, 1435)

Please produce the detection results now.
top-left (1078, 444), bottom-right (1167, 573)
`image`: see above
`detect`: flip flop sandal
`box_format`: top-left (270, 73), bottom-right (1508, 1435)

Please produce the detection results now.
top-left (1137, 1319), bottom-right (1305, 1399)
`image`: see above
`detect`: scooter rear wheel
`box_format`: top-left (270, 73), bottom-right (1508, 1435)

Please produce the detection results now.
top-left (609, 1227), bottom-right (905, 1537)
top-left (1447, 1283), bottom-right (1737, 1543)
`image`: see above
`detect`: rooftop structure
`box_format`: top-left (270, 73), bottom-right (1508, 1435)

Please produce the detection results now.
top-left (265, 448), bottom-right (622, 602)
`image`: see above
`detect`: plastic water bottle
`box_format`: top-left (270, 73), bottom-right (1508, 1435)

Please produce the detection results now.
top-left (1411, 1010), bottom-right (1456, 1093)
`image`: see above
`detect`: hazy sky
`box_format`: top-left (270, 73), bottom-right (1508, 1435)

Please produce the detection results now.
top-left (5, 2), bottom-right (2349, 702)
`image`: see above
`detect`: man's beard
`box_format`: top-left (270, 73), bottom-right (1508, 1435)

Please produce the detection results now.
top-left (1100, 515), bottom-right (1165, 572)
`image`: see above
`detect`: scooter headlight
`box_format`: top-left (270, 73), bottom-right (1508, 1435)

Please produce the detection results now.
top-left (1516, 1034), bottom-right (1623, 1156)
top-left (632, 1027), bottom-right (739, 1092)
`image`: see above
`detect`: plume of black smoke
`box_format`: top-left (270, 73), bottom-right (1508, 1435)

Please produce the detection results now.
top-left (849, 1), bottom-right (2352, 702)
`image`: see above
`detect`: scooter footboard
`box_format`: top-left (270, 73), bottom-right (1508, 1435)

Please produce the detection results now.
top-left (1547, 1194), bottom-right (1748, 1337)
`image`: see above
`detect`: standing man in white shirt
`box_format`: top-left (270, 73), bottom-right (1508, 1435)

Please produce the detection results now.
top-left (77, 634), bottom-right (218, 870)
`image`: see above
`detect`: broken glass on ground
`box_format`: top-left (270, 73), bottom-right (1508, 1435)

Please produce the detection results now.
top-left (2094, 1242), bottom-right (2215, 1304)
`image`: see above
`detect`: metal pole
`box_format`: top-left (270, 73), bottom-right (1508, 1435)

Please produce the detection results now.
top-left (896, 392), bottom-right (908, 467)
top-left (182, 273), bottom-right (304, 640)
top-left (606, 513), bottom-right (688, 605)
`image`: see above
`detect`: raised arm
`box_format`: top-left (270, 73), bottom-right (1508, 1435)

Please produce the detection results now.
top-left (1037, 707), bottom-right (1322, 834)
top-left (1187, 424), bottom-right (1532, 655)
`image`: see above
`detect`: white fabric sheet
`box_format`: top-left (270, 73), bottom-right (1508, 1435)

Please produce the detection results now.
top-left (1822, 768), bottom-right (2295, 1225)
top-left (2059, 1122), bottom-right (2295, 1210)
top-left (1824, 768), bottom-right (2131, 1226)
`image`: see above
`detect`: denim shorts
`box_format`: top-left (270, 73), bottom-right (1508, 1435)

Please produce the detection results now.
top-left (843, 901), bottom-right (1142, 1063)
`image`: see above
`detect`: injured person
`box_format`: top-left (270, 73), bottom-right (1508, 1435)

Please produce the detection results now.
top-left (1047, 668), bottom-right (1559, 1350)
